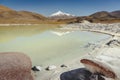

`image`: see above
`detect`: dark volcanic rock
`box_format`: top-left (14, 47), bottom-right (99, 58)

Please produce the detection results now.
top-left (90, 73), bottom-right (105, 80)
top-left (60, 64), bottom-right (68, 68)
top-left (0, 52), bottom-right (34, 80)
top-left (32, 66), bottom-right (42, 71)
top-left (60, 68), bottom-right (92, 80)
top-left (60, 68), bottom-right (106, 80)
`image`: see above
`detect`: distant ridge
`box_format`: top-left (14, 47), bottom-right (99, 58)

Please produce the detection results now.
top-left (89, 11), bottom-right (116, 19)
top-left (86, 11), bottom-right (120, 23)
top-left (0, 5), bottom-right (120, 24)
top-left (110, 10), bottom-right (120, 18)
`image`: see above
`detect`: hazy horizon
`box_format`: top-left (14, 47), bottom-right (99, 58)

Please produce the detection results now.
top-left (0, 0), bottom-right (120, 16)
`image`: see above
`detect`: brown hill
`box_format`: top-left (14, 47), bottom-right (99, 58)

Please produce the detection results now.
top-left (88, 11), bottom-right (120, 23)
top-left (18, 11), bottom-right (46, 20)
top-left (0, 5), bottom-right (13, 11)
top-left (89, 11), bottom-right (116, 19)
top-left (0, 5), bottom-right (48, 24)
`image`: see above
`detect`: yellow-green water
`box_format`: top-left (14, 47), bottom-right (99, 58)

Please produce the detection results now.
top-left (0, 24), bottom-right (110, 66)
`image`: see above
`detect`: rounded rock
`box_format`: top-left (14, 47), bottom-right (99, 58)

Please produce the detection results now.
top-left (0, 52), bottom-right (34, 80)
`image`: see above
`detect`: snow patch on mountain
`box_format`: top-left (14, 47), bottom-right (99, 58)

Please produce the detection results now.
top-left (50, 11), bottom-right (74, 17)
top-left (49, 11), bottom-right (75, 19)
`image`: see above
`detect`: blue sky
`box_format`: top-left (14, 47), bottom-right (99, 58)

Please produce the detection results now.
top-left (0, 0), bottom-right (120, 16)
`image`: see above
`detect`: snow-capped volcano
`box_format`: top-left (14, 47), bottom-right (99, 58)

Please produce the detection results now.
top-left (50, 11), bottom-right (73, 16)
top-left (50, 11), bottom-right (75, 19)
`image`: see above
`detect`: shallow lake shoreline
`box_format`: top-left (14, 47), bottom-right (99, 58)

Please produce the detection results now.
top-left (33, 23), bottom-right (120, 80)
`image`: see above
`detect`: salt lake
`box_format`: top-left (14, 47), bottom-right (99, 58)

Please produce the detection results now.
top-left (0, 24), bottom-right (110, 67)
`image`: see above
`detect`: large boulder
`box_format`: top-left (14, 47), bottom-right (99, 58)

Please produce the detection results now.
top-left (0, 52), bottom-right (34, 80)
top-left (80, 47), bottom-right (120, 80)
top-left (60, 68), bottom-right (92, 80)
top-left (60, 68), bottom-right (105, 80)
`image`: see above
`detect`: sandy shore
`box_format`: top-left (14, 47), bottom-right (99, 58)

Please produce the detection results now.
top-left (0, 24), bottom-right (39, 26)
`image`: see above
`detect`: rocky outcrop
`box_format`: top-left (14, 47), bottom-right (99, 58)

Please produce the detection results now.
top-left (0, 52), bottom-right (34, 80)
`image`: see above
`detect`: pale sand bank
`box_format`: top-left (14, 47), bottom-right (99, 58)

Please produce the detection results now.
top-left (0, 24), bottom-right (39, 26)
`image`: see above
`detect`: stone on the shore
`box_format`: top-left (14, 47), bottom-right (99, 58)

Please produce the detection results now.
top-left (80, 59), bottom-right (117, 79)
top-left (60, 68), bottom-right (92, 80)
top-left (32, 66), bottom-right (42, 71)
top-left (0, 52), bottom-right (34, 80)
top-left (60, 64), bottom-right (68, 68)
top-left (46, 65), bottom-right (57, 71)
top-left (106, 39), bottom-right (120, 47)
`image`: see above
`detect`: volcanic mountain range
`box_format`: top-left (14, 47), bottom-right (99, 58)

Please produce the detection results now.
top-left (0, 5), bottom-right (120, 24)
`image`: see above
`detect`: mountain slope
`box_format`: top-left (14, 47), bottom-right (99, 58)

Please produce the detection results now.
top-left (18, 11), bottom-right (46, 20)
top-left (89, 11), bottom-right (116, 19)
top-left (0, 5), bottom-right (47, 24)
top-left (0, 5), bottom-right (13, 11)
top-left (110, 10), bottom-right (120, 18)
